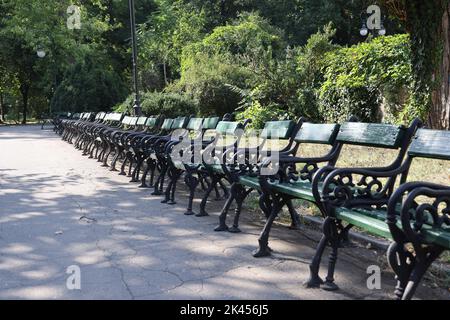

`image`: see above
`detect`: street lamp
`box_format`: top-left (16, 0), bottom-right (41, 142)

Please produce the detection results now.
top-left (359, 23), bottom-right (369, 37)
top-left (37, 48), bottom-right (46, 58)
top-left (128, 0), bottom-right (142, 116)
top-left (360, 6), bottom-right (387, 38)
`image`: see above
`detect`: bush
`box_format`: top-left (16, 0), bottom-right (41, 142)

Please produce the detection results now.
top-left (318, 34), bottom-right (413, 123)
top-left (181, 12), bottom-right (285, 73)
top-left (51, 55), bottom-right (127, 113)
top-left (171, 53), bottom-right (252, 116)
top-left (115, 91), bottom-right (198, 118)
top-left (236, 101), bottom-right (287, 129)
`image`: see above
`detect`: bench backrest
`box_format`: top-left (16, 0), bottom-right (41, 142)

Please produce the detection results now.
top-left (129, 117), bottom-right (139, 126)
top-left (136, 117), bottom-right (148, 126)
top-left (202, 117), bottom-right (220, 130)
top-left (96, 112), bottom-right (106, 120)
top-left (122, 116), bottom-right (132, 125)
top-left (187, 118), bottom-right (204, 131)
top-left (161, 119), bottom-right (174, 130)
top-left (336, 122), bottom-right (406, 149)
top-left (215, 121), bottom-right (244, 135)
top-left (261, 120), bottom-right (296, 140)
top-left (295, 123), bottom-right (340, 145)
top-left (146, 117), bottom-right (159, 129)
top-left (171, 117), bottom-right (189, 130)
top-left (408, 129), bottom-right (450, 161)
top-left (108, 113), bottom-right (123, 122)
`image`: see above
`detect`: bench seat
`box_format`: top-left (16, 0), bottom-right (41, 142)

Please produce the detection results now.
top-left (335, 208), bottom-right (450, 249)
top-left (239, 176), bottom-right (317, 202)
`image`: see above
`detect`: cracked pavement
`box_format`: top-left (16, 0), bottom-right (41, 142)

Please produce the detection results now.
top-left (0, 125), bottom-right (448, 300)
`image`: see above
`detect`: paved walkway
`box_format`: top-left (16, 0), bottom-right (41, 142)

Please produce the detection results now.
top-left (0, 125), bottom-right (447, 300)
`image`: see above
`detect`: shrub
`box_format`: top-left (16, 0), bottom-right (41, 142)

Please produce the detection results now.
top-left (51, 55), bottom-right (127, 113)
top-left (181, 12), bottom-right (285, 73)
top-left (171, 53), bottom-right (252, 116)
top-left (236, 101), bottom-right (287, 129)
top-left (318, 34), bottom-right (413, 123)
top-left (115, 91), bottom-right (198, 118)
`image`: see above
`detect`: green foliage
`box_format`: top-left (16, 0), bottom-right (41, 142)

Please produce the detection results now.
top-left (318, 34), bottom-right (413, 123)
top-left (232, 25), bottom-right (337, 123)
top-left (50, 54), bottom-right (127, 113)
top-left (115, 91), bottom-right (198, 118)
top-left (173, 52), bottom-right (252, 116)
top-left (235, 101), bottom-right (286, 129)
top-left (398, 0), bottom-right (448, 122)
top-left (181, 12), bottom-right (285, 72)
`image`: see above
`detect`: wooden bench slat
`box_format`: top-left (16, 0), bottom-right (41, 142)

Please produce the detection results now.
top-left (409, 129), bottom-right (450, 160)
top-left (337, 123), bottom-right (405, 149)
top-left (202, 117), bottom-right (220, 130)
top-left (145, 117), bottom-right (158, 128)
top-left (136, 117), bottom-right (147, 126)
top-left (215, 121), bottom-right (243, 135)
top-left (295, 123), bottom-right (340, 144)
top-left (187, 118), bottom-right (203, 131)
top-left (261, 121), bottom-right (296, 139)
top-left (161, 119), bottom-right (174, 130)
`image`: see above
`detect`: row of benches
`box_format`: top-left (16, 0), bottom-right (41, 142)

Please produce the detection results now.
top-left (53, 112), bottom-right (450, 300)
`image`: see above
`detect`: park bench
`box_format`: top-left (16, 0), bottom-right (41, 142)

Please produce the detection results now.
top-left (119, 116), bottom-right (164, 182)
top-left (145, 117), bottom-right (191, 196)
top-left (205, 119), bottom-right (304, 229)
top-left (59, 112), bottom-right (83, 141)
top-left (137, 117), bottom-right (175, 188)
top-left (215, 119), bottom-right (339, 233)
top-left (135, 116), bottom-right (191, 196)
top-left (79, 112), bottom-right (108, 156)
top-left (161, 116), bottom-right (251, 215)
top-left (106, 115), bottom-right (146, 173)
top-left (250, 119), bottom-right (421, 260)
top-left (59, 112), bottom-right (119, 159)
top-left (178, 118), bottom-right (251, 216)
top-left (304, 127), bottom-right (449, 300)
top-left (53, 112), bottom-right (76, 135)
top-left (62, 112), bottom-right (94, 143)
top-left (160, 116), bottom-right (221, 206)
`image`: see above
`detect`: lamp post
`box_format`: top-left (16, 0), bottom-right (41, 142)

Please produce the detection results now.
top-left (128, 0), bottom-right (142, 116)
top-left (359, 5), bottom-right (386, 38)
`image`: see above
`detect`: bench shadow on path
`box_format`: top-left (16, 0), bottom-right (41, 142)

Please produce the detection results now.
top-left (0, 164), bottom-right (448, 300)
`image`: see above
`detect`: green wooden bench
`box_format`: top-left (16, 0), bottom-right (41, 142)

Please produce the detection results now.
top-left (253, 119), bottom-right (421, 260)
top-left (158, 116), bottom-right (227, 207)
top-left (210, 119), bottom-right (305, 231)
top-left (303, 127), bottom-right (449, 300)
top-left (182, 119), bottom-right (249, 216)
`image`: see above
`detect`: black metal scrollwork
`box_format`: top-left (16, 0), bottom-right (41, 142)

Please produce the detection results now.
top-left (322, 170), bottom-right (395, 208)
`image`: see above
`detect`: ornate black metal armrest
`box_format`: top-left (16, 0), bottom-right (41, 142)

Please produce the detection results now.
top-left (386, 182), bottom-right (450, 244)
top-left (320, 166), bottom-right (407, 209)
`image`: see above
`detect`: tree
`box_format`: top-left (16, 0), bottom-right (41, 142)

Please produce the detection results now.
top-left (0, 0), bottom-right (122, 122)
top-left (383, 0), bottom-right (450, 129)
top-left (50, 53), bottom-right (127, 113)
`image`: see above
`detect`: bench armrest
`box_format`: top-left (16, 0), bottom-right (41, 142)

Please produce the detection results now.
top-left (320, 166), bottom-right (407, 210)
top-left (387, 182), bottom-right (450, 245)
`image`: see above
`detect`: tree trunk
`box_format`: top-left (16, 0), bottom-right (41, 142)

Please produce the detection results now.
top-left (163, 60), bottom-right (168, 86)
top-left (20, 84), bottom-right (29, 125)
top-left (430, 3), bottom-right (450, 130)
top-left (0, 92), bottom-right (4, 123)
